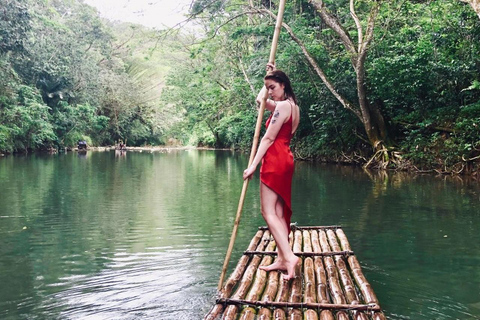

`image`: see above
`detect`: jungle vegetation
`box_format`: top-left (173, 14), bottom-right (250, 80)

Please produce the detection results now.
top-left (1, 0), bottom-right (479, 173)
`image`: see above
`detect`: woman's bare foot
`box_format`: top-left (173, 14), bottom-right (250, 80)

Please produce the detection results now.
top-left (259, 259), bottom-right (287, 272)
top-left (282, 255), bottom-right (300, 280)
top-left (259, 255), bottom-right (300, 280)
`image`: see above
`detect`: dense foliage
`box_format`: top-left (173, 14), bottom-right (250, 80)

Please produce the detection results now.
top-left (0, 0), bottom-right (181, 152)
top-left (165, 0), bottom-right (480, 172)
top-left (1, 0), bottom-right (479, 173)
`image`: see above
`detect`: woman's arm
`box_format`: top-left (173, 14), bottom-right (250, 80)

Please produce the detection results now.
top-left (256, 86), bottom-right (276, 112)
top-left (243, 101), bottom-right (290, 180)
top-left (256, 62), bottom-right (277, 112)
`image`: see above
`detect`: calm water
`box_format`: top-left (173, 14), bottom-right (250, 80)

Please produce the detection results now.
top-left (0, 150), bottom-right (479, 320)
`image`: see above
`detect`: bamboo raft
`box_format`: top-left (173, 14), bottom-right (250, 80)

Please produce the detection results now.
top-left (205, 225), bottom-right (386, 320)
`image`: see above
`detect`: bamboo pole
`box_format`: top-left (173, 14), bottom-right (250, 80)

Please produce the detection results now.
top-left (319, 230), bottom-right (350, 320)
top-left (205, 230), bottom-right (265, 320)
top-left (245, 239), bottom-right (277, 300)
top-left (347, 256), bottom-right (379, 304)
top-left (319, 229), bottom-right (344, 305)
top-left (259, 225), bottom-right (342, 230)
top-left (287, 230), bottom-right (303, 319)
top-left (244, 250), bottom-right (353, 257)
top-left (257, 271), bottom-right (279, 319)
top-left (303, 230), bottom-right (316, 304)
top-left (336, 311), bottom-right (350, 320)
top-left (310, 230), bottom-right (329, 304)
top-left (213, 299), bottom-right (381, 312)
top-left (257, 240), bottom-right (280, 319)
top-left (217, 0), bottom-right (288, 291)
top-left (273, 231), bottom-right (294, 320)
top-left (311, 231), bottom-right (336, 320)
top-left (336, 229), bottom-right (387, 319)
top-left (318, 230), bottom-right (331, 253)
top-left (203, 305), bottom-right (222, 320)
top-left (239, 237), bottom-right (278, 319)
top-left (335, 229), bottom-right (352, 252)
top-left (327, 229), bottom-right (369, 320)
top-left (222, 231), bottom-right (271, 319)
top-left (324, 254), bottom-right (346, 305)
top-left (319, 310), bottom-right (334, 320)
top-left (372, 312), bottom-right (387, 320)
top-left (326, 230), bottom-right (358, 302)
top-left (273, 276), bottom-right (288, 320)
top-left (238, 308), bottom-right (256, 320)
top-left (304, 309), bottom-right (318, 320)
top-left (303, 230), bottom-right (319, 320)
top-left (223, 230), bottom-right (264, 297)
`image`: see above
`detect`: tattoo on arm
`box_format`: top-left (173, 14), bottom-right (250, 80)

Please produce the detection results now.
top-left (272, 110), bottom-right (280, 124)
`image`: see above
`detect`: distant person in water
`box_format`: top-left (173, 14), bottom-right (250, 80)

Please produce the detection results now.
top-left (117, 140), bottom-right (126, 150)
top-left (243, 63), bottom-right (300, 280)
top-left (78, 140), bottom-right (87, 150)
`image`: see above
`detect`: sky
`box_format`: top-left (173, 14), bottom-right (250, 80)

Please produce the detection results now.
top-left (83, 0), bottom-right (194, 29)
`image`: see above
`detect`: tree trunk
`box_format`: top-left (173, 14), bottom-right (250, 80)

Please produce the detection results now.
top-left (205, 120), bottom-right (222, 147)
top-left (259, 0), bottom-right (388, 151)
top-left (355, 51), bottom-right (386, 148)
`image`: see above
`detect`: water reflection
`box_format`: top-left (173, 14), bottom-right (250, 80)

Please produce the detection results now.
top-left (115, 150), bottom-right (127, 158)
top-left (0, 152), bottom-right (479, 319)
top-left (77, 150), bottom-right (88, 159)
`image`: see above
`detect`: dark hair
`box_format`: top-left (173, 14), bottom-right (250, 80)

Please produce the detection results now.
top-left (264, 70), bottom-right (297, 105)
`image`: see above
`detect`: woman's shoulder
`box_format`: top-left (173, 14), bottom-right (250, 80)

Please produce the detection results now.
top-left (275, 100), bottom-right (297, 115)
top-left (275, 100), bottom-right (293, 110)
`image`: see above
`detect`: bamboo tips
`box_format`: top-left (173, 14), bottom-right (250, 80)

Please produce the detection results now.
top-left (205, 226), bottom-right (386, 319)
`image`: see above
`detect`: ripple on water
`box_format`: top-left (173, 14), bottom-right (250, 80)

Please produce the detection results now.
top-left (34, 244), bottom-right (217, 319)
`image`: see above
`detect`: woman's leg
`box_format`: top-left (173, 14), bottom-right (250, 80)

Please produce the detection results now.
top-left (274, 197), bottom-right (289, 245)
top-left (258, 182), bottom-right (299, 280)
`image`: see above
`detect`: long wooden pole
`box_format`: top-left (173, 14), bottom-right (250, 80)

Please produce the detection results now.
top-left (217, 0), bottom-right (287, 291)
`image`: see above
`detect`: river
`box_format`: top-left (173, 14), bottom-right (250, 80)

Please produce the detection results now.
top-left (0, 150), bottom-right (479, 319)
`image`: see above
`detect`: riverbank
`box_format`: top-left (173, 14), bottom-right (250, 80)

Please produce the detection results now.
top-left (2, 146), bottom-right (478, 178)
top-left (292, 147), bottom-right (480, 177)
top-left (0, 146), bottom-right (232, 156)
top-left (86, 146), bottom-right (233, 152)
top-left (82, 146), bottom-right (198, 152)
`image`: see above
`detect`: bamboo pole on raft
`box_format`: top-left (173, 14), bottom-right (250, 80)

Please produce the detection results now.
top-left (222, 231), bottom-right (271, 319)
top-left (287, 230), bottom-right (303, 319)
top-left (237, 237), bottom-right (277, 319)
top-left (204, 230), bottom-right (265, 320)
top-left (217, 0), bottom-right (287, 291)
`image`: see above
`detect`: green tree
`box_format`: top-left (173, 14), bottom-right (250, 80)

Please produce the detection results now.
top-left (0, 85), bottom-right (56, 152)
top-left (0, 0), bottom-right (31, 54)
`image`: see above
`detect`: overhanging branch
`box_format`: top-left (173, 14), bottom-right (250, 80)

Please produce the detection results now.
top-left (257, 8), bottom-right (362, 120)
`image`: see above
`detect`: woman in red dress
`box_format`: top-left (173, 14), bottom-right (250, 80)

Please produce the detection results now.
top-left (243, 63), bottom-right (300, 280)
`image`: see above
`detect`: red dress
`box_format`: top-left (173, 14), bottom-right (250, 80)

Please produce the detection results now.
top-left (260, 104), bottom-right (295, 235)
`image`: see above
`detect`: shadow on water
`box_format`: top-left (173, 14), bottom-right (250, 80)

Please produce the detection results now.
top-left (0, 151), bottom-right (479, 319)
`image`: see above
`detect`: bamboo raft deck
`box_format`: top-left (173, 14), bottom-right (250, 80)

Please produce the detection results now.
top-left (205, 226), bottom-right (386, 320)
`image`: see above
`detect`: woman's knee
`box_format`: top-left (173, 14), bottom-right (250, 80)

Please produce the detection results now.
top-left (260, 205), bottom-right (274, 219)
top-left (260, 184), bottom-right (278, 217)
